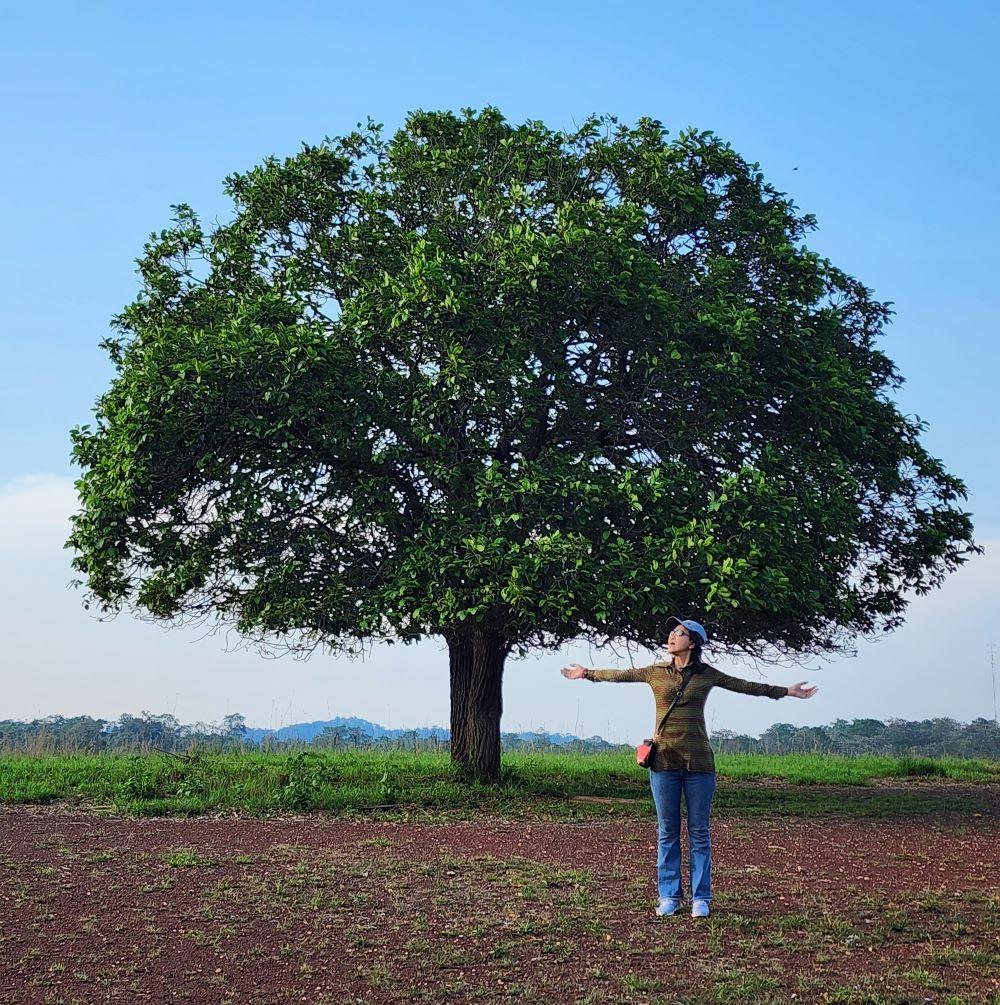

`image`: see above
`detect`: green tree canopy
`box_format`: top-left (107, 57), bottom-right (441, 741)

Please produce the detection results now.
top-left (69, 107), bottom-right (979, 781)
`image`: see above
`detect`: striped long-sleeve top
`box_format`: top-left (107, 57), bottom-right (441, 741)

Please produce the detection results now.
top-left (583, 659), bottom-right (788, 772)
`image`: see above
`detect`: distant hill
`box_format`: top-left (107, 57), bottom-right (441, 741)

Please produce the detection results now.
top-left (242, 716), bottom-right (586, 746)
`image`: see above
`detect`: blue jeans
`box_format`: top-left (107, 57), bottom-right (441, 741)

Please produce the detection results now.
top-left (648, 768), bottom-right (716, 902)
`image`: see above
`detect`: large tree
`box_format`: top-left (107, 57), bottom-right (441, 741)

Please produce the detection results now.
top-left (69, 108), bottom-right (978, 782)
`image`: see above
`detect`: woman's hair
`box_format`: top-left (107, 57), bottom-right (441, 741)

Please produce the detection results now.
top-left (688, 634), bottom-right (704, 665)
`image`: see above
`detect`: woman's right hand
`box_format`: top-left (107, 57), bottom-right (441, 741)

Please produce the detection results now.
top-left (560, 663), bottom-right (587, 679)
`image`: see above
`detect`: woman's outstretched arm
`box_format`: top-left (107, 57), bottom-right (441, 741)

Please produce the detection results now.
top-left (560, 662), bottom-right (654, 683)
top-left (707, 667), bottom-right (818, 699)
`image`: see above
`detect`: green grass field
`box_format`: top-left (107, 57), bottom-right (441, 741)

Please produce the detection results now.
top-left (1, 749), bottom-right (996, 818)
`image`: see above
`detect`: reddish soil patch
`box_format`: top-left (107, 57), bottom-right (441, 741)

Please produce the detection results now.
top-left (0, 806), bottom-right (996, 1004)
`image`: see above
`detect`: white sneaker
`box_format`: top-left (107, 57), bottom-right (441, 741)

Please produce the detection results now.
top-left (691, 899), bottom-right (710, 917)
top-left (655, 898), bottom-right (681, 916)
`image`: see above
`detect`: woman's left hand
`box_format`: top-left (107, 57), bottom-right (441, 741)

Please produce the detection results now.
top-left (787, 682), bottom-right (818, 698)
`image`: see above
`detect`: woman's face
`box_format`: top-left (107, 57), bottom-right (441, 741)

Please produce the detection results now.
top-left (666, 626), bottom-right (694, 657)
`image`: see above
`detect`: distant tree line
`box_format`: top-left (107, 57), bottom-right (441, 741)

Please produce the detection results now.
top-left (710, 717), bottom-right (1000, 759)
top-left (0, 712), bottom-right (997, 759)
top-left (305, 725), bottom-right (626, 755)
top-left (0, 712), bottom-right (248, 754)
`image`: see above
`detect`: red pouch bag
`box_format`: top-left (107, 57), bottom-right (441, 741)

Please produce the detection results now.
top-left (635, 738), bottom-right (656, 767)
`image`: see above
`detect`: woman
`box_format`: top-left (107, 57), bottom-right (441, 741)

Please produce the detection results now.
top-left (560, 616), bottom-right (818, 918)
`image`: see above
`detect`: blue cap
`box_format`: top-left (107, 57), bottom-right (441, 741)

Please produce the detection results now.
top-left (666, 616), bottom-right (708, 645)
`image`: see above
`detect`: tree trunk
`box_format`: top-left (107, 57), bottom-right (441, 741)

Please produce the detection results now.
top-left (445, 625), bottom-right (509, 784)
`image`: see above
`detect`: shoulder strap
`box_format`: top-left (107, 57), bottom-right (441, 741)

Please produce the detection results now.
top-left (654, 667), bottom-right (696, 736)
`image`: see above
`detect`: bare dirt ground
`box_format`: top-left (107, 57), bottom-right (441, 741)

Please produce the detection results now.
top-left (1, 788), bottom-right (997, 1005)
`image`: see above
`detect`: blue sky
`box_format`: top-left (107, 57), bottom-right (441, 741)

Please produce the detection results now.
top-left (2, 1), bottom-right (997, 736)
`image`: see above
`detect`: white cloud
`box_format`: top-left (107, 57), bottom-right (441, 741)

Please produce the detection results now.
top-left (1, 473), bottom-right (996, 741)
